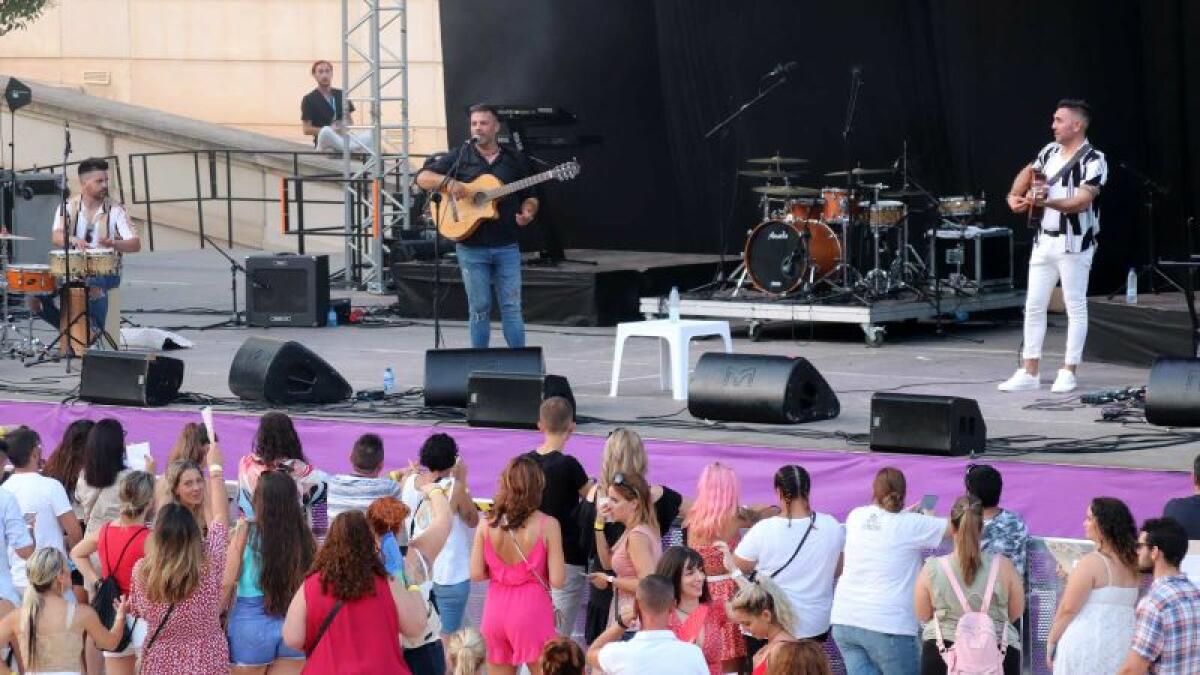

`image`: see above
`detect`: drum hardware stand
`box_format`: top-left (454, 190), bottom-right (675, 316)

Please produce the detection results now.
top-left (196, 233), bottom-right (246, 330)
top-left (838, 65), bottom-right (863, 289)
top-left (1108, 161), bottom-right (1181, 299)
top-left (694, 66), bottom-right (791, 294)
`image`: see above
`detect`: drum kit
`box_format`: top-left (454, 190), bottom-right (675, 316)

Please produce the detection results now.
top-left (731, 153), bottom-right (987, 301)
top-left (0, 237), bottom-right (121, 359)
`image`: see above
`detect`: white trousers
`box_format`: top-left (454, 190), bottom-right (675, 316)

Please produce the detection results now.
top-left (316, 125), bottom-right (375, 153)
top-left (1021, 234), bottom-right (1096, 365)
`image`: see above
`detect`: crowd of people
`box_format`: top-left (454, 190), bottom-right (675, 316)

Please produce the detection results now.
top-left (0, 399), bottom-right (1195, 674)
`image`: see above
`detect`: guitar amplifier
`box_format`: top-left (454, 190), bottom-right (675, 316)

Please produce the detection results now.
top-left (245, 254), bottom-right (330, 327)
top-left (928, 226), bottom-right (1013, 292)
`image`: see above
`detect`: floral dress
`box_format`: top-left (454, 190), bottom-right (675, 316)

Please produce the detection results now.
top-left (694, 541), bottom-right (746, 661)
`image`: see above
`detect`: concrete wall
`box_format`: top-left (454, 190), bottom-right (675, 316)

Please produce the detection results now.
top-left (0, 0), bottom-right (447, 154)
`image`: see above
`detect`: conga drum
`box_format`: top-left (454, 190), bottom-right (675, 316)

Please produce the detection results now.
top-left (59, 286), bottom-right (90, 356)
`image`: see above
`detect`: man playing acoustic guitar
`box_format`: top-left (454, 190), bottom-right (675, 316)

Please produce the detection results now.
top-left (416, 103), bottom-right (538, 348)
top-left (1000, 99), bottom-right (1107, 394)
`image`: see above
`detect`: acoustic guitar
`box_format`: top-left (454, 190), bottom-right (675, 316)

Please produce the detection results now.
top-left (434, 160), bottom-right (581, 241)
top-left (1025, 167), bottom-right (1046, 229)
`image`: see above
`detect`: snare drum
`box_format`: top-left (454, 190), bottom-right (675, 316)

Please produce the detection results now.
top-left (864, 200), bottom-right (907, 228)
top-left (5, 265), bottom-right (55, 294)
top-left (85, 248), bottom-right (120, 277)
top-left (938, 195), bottom-right (985, 218)
top-left (49, 250), bottom-right (87, 281)
top-left (820, 188), bottom-right (861, 224)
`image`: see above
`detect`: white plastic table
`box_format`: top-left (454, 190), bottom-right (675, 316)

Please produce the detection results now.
top-left (609, 319), bottom-right (733, 400)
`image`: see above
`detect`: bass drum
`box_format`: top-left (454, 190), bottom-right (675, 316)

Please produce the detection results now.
top-left (743, 219), bottom-right (842, 295)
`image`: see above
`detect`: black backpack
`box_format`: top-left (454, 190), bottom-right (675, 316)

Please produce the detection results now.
top-left (91, 524), bottom-right (147, 652)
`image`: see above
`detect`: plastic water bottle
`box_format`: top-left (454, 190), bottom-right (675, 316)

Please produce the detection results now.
top-left (1125, 268), bottom-right (1138, 305)
top-left (383, 367), bottom-right (395, 395)
top-left (667, 286), bottom-right (681, 322)
top-left (326, 306), bottom-right (338, 327)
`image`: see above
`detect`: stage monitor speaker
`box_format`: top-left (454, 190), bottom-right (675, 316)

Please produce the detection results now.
top-left (687, 353), bottom-right (840, 424)
top-left (80, 350), bottom-right (184, 407)
top-left (466, 372), bottom-right (575, 429)
top-left (1145, 357), bottom-right (1200, 427)
top-left (10, 173), bottom-right (64, 265)
top-left (870, 393), bottom-right (986, 456)
top-left (245, 254), bottom-right (330, 327)
top-left (228, 336), bottom-right (352, 404)
top-left (423, 347), bottom-right (544, 408)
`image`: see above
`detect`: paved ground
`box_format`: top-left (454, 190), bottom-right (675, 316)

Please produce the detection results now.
top-left (0, 250), bottom-right (1190, 474)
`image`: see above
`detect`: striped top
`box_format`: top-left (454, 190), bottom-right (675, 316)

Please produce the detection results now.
top-left (1032, 139), bottom-right (1107, 252)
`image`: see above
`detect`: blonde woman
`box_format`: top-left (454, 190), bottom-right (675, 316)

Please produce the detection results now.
top-left (446, 626), bottom-right (487, 675)
top-left (71, 470), bottom-right (155, 675)
top-left (130, 441), bottom-right (231, 674)
top-left (726, 575), bottom-right (797, 675)
top-left (159, 460), bottom-right (210, 535)
top-left (581, 428), bottom-right (681, 642)
top-left (0, 548), bottom-right (129, 674)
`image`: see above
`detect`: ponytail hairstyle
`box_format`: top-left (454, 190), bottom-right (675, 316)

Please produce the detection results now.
top-left (872, 467), bottom-right (906, 513)
top-left (683, 462), bottom-right (740, 541)
top-left (950, 494), bottom-right (985, 585)
top-left (538, 635), bottom-right (586, 675)
top-left (117, 470), bottom-right (156, 519)
top-left (19, 548), bottom-right (68, 670)
top-left (445, 626), bottom-right (487, 675)
top-left (727, 574), bottom-right (796, 636)
top-left (774, 464), bottom-right (811, 526)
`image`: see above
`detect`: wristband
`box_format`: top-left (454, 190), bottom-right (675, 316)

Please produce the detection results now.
top-left (428, 487), bottom-right (445, 497)
top-left (594, 519), bottom-right (605, 531)
top-left (208, 464), bottom-right (224, 474)
top-left (407, 584), bottom-right (421, 592)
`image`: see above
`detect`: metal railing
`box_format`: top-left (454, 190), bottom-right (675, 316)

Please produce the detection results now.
top-left (127, 149), bottom-right (350, 252)
top-left (16, 155), bottom-right (127, 205)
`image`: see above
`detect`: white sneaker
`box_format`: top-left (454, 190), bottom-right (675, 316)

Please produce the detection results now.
top-left (1050, 369), bottom-right (1078, 393)
top-left (997, 369), bottom-right (1040, 392)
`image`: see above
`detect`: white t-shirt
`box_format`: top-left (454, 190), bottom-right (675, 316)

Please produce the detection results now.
top-left (598, 629), bottom-right (709, 675)
top-left (830, 504), bottom-right (947, 636)
top-left (735, 512), bottom-right (845, 638)
top-left (0, 488), bottom-right (33, 604)
top-left (3, 472), bottom-right (74, 589)
top-left (51, 201), bottom-right (136, 247)
top-left (401, 474), bottom-right (474, 586)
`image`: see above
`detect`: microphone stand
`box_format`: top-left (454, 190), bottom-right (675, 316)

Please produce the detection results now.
top-left (693, 69), bottom-right (791, 294)
top-left (427, 137), bottom-right (473, 349)
top-left (197, 233), bottom-right (246, 330)
top-left (1108, 161), bottom-right (1179, 298)
top-left (45, 124), bottom-right (90, 370)
top-left (840, 67), bottom-right (863, 291)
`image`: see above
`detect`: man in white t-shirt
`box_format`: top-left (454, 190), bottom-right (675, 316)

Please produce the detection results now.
top-left (587, 574), bottom-right (708, 675)
top-left (1, 427), bottom-right (81, 592)
top-left (730, 464), bottom-right (845, 639)
top-left (32, 157), bottom-right (141, 341)
top-left (0, 487), bottom-right (34, 606)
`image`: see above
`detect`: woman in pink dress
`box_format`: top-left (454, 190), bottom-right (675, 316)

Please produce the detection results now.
top-left (589, 472), bottom-right (662, 627)
top-left (130, 438), bottom-right (231, 674)
top-left (658, 545), bottom-right (730, 675)
top-left (683, 462), bottom-right (753, 672)
top-left (470, 455), bottom-right (565, 675)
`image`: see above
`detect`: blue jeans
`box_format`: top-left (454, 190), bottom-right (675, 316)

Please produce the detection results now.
top-left (226, 596), bottom-right (304, 666)
top-left (832, 624), bottom-right (920, 675)
top-left (455, 243), bottom-right (525, 348)
top-left (33, 274), bottom-right (119, 332)
top-left (432, 580), bottom-right (472, 634)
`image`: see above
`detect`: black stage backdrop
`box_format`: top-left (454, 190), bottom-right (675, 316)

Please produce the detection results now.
top-left (438, 0), bottom-right (1199, 292)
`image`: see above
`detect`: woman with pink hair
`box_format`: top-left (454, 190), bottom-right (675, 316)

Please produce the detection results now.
top-left (683, 462), bottom-right (752, 673)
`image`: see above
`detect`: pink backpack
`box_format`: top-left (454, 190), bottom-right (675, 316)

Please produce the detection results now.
top-left (932, 555), bottom-right (1007, 675)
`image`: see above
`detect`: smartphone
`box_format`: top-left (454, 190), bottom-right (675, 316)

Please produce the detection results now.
top-left (919, 494), bottom-right (939, 512)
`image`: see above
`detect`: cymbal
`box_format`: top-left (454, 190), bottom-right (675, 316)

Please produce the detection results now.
top-left (751, 185), bottom-right (822, 197)
top-left (0, 233), bottom-right (33, 241)
top-left (823, 167), bottom-right (895, 178)
top-left (738, 169), bottom-right (806, 179)
top-left (745, 155), bottom-right (809, 166)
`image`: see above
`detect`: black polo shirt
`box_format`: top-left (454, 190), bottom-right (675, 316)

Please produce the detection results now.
top-left (300, 88), bottom-right (355, 145)
top-left (420, 144), bottom-right (534, 248)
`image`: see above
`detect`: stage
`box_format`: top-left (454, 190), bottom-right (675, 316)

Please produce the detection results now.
top-left (0, 250), bottom-right (1194, 540)
top-left (1086, 291), bottom-right (1197, 367)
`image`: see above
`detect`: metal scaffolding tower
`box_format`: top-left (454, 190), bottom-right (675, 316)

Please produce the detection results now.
top-left (340, 0), bottom-right (412, 293)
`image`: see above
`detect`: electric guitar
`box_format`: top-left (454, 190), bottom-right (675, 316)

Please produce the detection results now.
top-left (434, 160), bottom-right (581, 241)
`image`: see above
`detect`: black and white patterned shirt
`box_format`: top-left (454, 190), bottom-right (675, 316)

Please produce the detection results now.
top-left (1032, 139), bottom-right (1108, 252)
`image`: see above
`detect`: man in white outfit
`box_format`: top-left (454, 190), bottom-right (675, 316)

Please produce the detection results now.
top-left (1000, 99), bottom-right (1108, 394)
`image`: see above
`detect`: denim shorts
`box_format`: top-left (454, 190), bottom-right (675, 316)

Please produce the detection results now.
top-left (432, 580), bottom-right (472, 634)
top-left (227, 596), bottom-right (303, 666)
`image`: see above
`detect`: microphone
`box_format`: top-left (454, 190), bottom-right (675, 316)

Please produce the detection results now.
top-left (765, 61), bottom-right (797, 78)
top-left (466, 135), bottom-right (481, 145)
